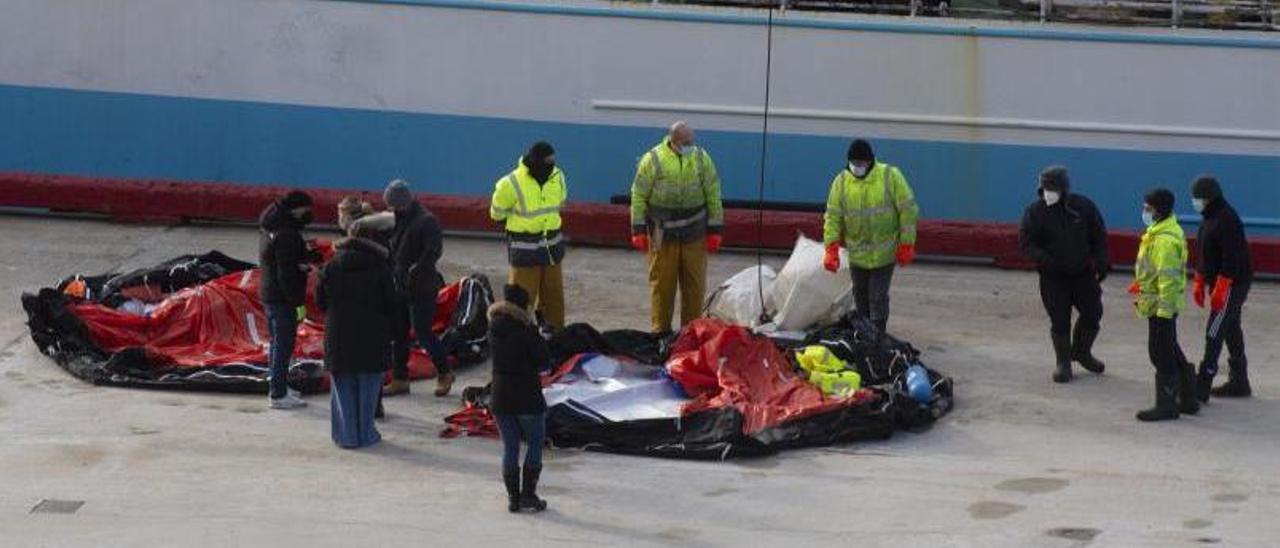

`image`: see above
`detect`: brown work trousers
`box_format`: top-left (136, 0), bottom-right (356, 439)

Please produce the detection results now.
top-left (647, 237), bottom-right (707, 333)
top-left (508, 263), bottom-right (565, 329)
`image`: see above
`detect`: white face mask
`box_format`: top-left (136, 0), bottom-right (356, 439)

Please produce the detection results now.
top-left (677, 144), bottom-right (693, 156)
top-left (1142, 210), bottom-right (1156, 227)
top-left (850, 162), bottom-right (869, 178)
top-left (1042, 190), bottom-right (1061, 207)
top-left (1192, 198), bottom-right (1207, 213)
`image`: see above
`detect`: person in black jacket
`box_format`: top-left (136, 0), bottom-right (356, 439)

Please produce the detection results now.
top-left (258, 190), bottom-right (317, 409)
top-left (381, 179), bottom-right (453, 398)
top-left (316, 224), bottom-right (398, 448)
top-left (1018, 166), bottom-right (1110, 383)
top-left (489, 284), bottom-right (552, 513)
top-left (1190, 175), bottom-right (1254, 400)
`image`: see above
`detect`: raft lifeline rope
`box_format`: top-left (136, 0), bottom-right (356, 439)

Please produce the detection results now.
top-left (755, 8), bottom-right (775, 326)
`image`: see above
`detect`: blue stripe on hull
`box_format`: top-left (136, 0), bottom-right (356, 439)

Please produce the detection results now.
top-left (2, 84), bottom-right (1277, 233)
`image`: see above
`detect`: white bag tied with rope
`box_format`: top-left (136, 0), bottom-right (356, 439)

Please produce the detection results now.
top-left (705, 235), bottom-right (853, 331)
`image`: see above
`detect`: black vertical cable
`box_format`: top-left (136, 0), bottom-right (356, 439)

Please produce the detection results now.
top-left (756, 8), bottom-right (775, 325)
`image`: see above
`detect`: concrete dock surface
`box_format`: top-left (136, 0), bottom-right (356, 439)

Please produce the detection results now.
top-left (1, 214), bottom-right (1277, 547)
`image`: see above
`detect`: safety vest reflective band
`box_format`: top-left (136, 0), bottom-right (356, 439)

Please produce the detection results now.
top-left (507, 233), bottom-right (564, 251)
top-left (505, 174), bottom-right (563, 219)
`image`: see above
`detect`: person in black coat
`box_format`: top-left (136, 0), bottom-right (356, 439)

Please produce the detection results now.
top-left (1190, 175), bottom-right (1254, 400)
top-left (316, 225), bottom-right (398, 448)
top-left (489, 284), bottom-right (552, 513)
top-left (258, 190), bottom-right (317, 409)
top-left (1018, 166), bottom-right (1110, 383)
top-left (382, 179), bottom-right (453, 398)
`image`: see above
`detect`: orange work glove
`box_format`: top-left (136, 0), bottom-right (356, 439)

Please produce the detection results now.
top-left (823, 243), bottom-right (841, 273)
top-left (895, 243), bottom-right (916, 267)
top-left (630, 233), bottom-right (650, 252)
top-left (1127, 280), bottom-right (1141, 296)
top-left (706, 233), bottom-right (723, 254)
top-left (1191, 273), bottom-right (1206, 308)
top-left (1210, 276), bottom-right (1233, 313)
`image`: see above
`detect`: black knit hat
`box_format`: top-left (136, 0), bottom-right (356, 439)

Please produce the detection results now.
top-left (847, 139), bottom-right (874, 163)
top-left (1144, 188), bottom-right (1175, 218)
top-left (1191, 175), bottom-right (1223, 201)
top-left (503, 283), bottom-right (530, 310)
top-left (526, 141), bottom-right (556, 163)
top-left (1039, 166), bottom-right (1070, 193)
top-left (280, 190), bottom-right (313, 210)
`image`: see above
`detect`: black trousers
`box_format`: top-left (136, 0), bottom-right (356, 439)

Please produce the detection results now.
top-left (851, 264), bottom-right (895, 330)
top-left (1201, 281), bottom-right (1250, 377)
top-left (1149, 316), bottom-right (1188, 376)
top-left (391, 294), bottom-right (450, 380)
top-left (1038, 272), bottom-right (1103, 336)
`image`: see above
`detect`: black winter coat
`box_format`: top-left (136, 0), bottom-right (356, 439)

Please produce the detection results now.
top-left (316, 238), bottom-right (398, 375)
top-left (390, 202), bottom-right (445, 298)
top-left (1019, 193), bottom-right (1109, 278)
top-left (258, 202), bottom-right (313, 306)
top-left (1197, 198), bottom-right (1253, 285)
top-left (488, 301), bottom-right (551, 415)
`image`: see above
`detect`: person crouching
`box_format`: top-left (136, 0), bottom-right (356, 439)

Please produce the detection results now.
top-left (317, 222), bottom-right (399, 448)
top-left (489, 284), bottom-right (553, 513)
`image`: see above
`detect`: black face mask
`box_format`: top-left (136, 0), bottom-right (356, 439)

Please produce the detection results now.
top-left (530, 161), bottom-right (554, 183)
top-left (295, 211), bottom-right (314, 226)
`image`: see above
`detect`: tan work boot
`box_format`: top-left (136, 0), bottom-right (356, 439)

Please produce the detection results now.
top-left (433, 372), bottom-right (456, 397)
top-left (382, 378), bottom-right (411, 397)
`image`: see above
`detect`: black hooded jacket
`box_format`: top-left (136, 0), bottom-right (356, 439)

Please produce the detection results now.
top-left (1197, 198), bottom-right (1253, 285)
top-left (258, 202), bottom-right (311, 306)
top-left (390, 201), bottom-right (444, 298)
top-left (488, 301), bottom-right (551, 415)
top-left (1019, 186), bottom-right (1109, 278)
top-left (316, 237), bottom-right (398, 375)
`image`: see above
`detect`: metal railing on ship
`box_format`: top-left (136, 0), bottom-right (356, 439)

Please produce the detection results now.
top-left (650, 0), bottom-right (1278, 31)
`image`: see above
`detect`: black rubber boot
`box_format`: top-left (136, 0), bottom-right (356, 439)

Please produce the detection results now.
top-left (1210, 358), bottom-right (1252, 398)
top-left (374, 388), bottom-right (385, 420)
top-left (519, 465), bottom-right (547, 513)
top-left (1071, 324), bottom-right (1106, 374)
top-left (503, 468), bottom-right (521, 513)
top-left (1178, 359), bottom-right (1200, 415)
top-left (1137, 372), bottom-right (1180, 422)
top-left (1051, 332), bottom-right (1073, 384)
top-left (1195, 363), bottom-right (1215, 404)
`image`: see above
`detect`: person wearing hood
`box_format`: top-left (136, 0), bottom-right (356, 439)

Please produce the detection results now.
top-left (1189, 175), bottom-right (1254, 400)
top-left (629, 122), bottom-right (725, 335)
top-left (316, 221), bottom-right (398, 448)
top-left (1018, 166), bottom-right (1110, 383)
top-left (258, 190), bottom-right (317, 410)
top-left (382, 179), bottom-right (452, 398)
top-left (488, 284), bottom-right (553, 513)
top-left (490, 141), bottom-right (568, 331)
top-left (1129, 188), bottom-right (1198, 421)
top-left (822, 139), bottom-right (920, 335)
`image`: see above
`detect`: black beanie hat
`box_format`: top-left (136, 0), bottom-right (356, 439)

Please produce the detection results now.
top-left (503, 283), bottom-right (530, 310)
top-left (1191, 175), bottom-right (1223, 201)
top-left (527, 141), bottom-right (556, 163)
top-left (1144, 188), bottom-right (1175, 219)
top-left (847, 139), bottom-right (874, 163)
top-left (1039, 166), bottom-right (1070, 194)
top-left (280, 190), bottom-right (313, 210)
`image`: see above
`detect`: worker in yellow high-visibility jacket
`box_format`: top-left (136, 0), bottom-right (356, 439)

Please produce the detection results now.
top-left (821, 139), bottom-right (920, 335)
top-left (629, 121), bottom-right (725, 334)
top-left (490, 141), bottom-right (567, 330)
top-left (1128, 188), bottom-right (1196, 422)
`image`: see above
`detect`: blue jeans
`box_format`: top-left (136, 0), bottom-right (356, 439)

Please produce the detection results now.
top-left (331, 372), bottom-right (383, 449)
top-left (393, 296), bottom-right (449, 380)
top-left (265, 302), bottom-right (298, 399)
top-left (494, 412), bottom-right (546, 471)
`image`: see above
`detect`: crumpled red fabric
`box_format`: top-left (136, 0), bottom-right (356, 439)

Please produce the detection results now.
top-left (669, 319), bottom-right (876, 436)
